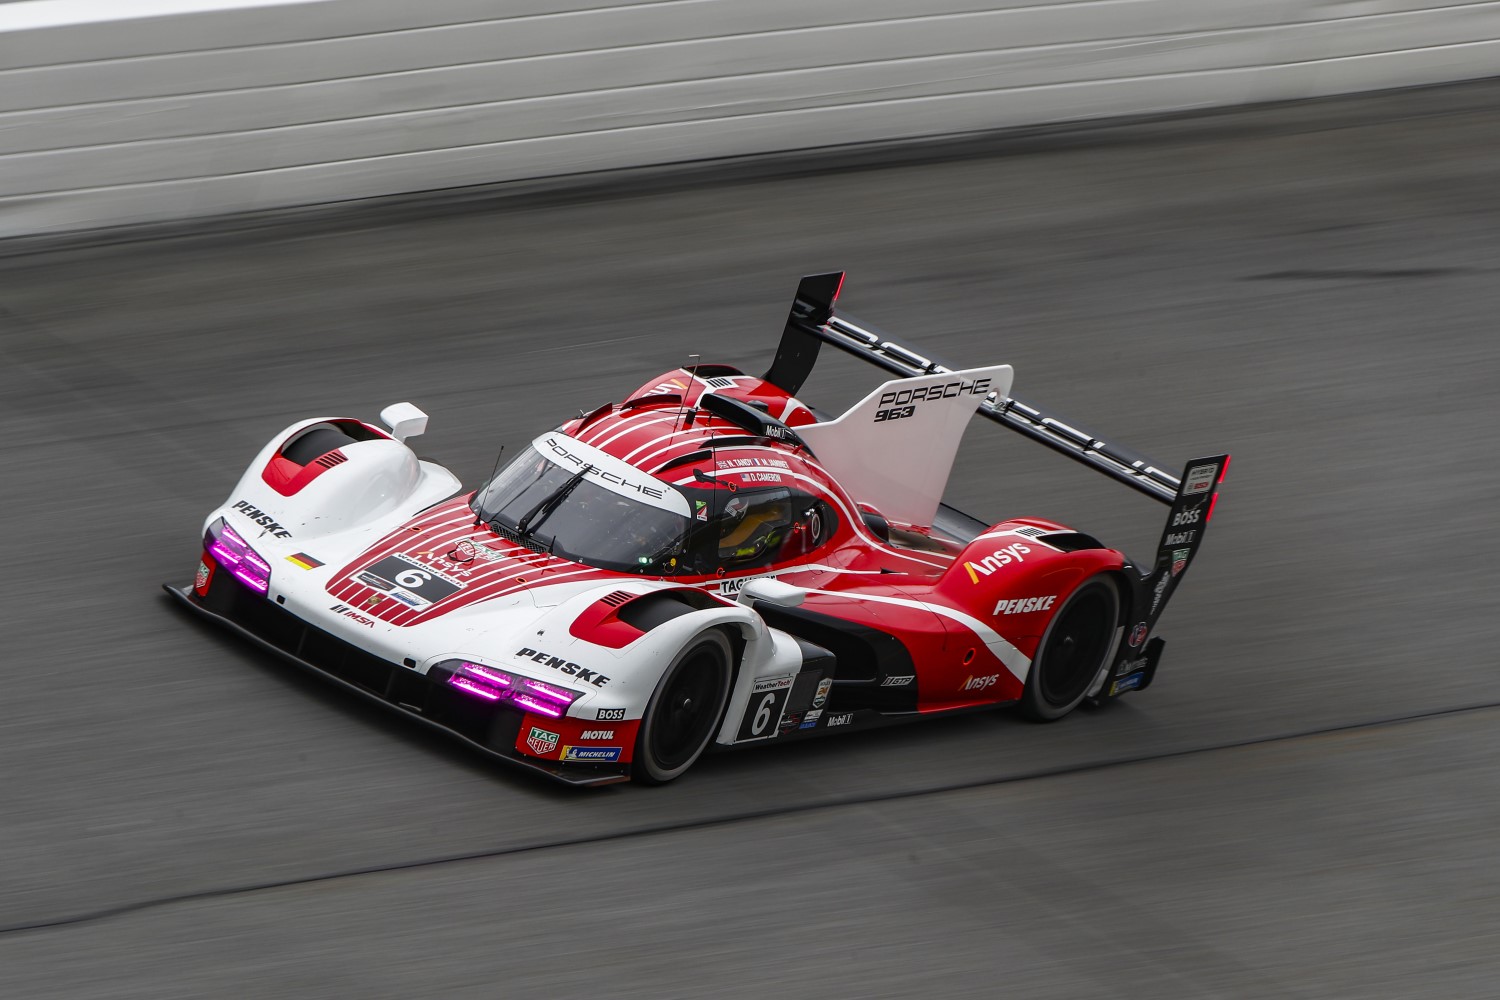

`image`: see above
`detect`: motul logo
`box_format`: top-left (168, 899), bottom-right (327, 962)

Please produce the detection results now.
top-left (964, 542), bottom-right (1030, 583)
top-left (580, 730), bottom-right (614, 740)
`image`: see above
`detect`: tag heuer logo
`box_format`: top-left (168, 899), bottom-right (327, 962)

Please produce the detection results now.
top-left (1171, 547), bottom-right (1191, 576)
top-left (526, 726), bottom-right (560, 755)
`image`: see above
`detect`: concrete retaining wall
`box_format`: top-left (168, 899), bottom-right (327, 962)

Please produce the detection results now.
top-left (3, 0), bottom-right (1497, 236)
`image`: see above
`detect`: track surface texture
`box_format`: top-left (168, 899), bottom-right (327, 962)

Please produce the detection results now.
top-left (3, 81), bottom-right (1500, 997)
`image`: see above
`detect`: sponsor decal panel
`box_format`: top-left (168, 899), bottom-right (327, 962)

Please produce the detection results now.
top-left (579, 730), bottom-right (614, 741)
top-left (1110, 674), bottom-right (1145, 696)
top-left (595, 708), bottom-right (627, 721)
top-left (561, 745), bottom-right (622, 762)
top-left (811, 678), bottom-right (832, 710)
top-left (1116, 655), bottom-right (1149, 677)
top-left (880, 675), bottom-right (914, 688)
top-left (286, 552), bottom-right (323, 570)
top-left (799, 709), bottom-right (824, 730)
top-left (231, 499), bottom-right (294, 538)
top-left (1164, 530), bottom-right (1195, 546)
top-left (964, 543), bottom-right (1030, 584)
top-left (826, 713), bottom-right (854, 727)
top-left (1171, 548), bottom-right (1191, 577)
top-left (515, 646), bottom-right (611, 687)
top-left (359, 554), bottom-right (463, 608)
top-left (194, 561), bottom-right (211, 590)
top-left (779, 711), bottom-right (802, 733)
top-left (738, 675), bottom-right (794, 742)
top-left (1128, 623), bottom-right (1149, 647)
top-left (1183, 464), bottom-right (1217, 495)
top-left (993, 595), bottom-right (1056, 616)
top-left (526, 727), bottom-right (560, 755)
top-left (962, 674), bottom-right (1000, 692)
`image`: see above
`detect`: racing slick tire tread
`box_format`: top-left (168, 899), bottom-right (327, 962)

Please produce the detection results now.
top-left (1021, 574), bottom-right (1121, 722)
top-left (632, 629), bottom-right (734, 785)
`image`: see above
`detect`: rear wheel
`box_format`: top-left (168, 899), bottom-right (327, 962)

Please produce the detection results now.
top-left (632, 630), bottom-right (733, 784)
top-left (1021, 575), bottom-right (1120, 721)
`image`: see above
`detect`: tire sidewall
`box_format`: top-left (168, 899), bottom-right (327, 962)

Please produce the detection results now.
top-left (1021, 576), bottom-right (1121, 721)
top-left (632, 630), bottom-right (733, 784)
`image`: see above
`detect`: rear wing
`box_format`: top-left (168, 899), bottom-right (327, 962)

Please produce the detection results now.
top-left (766, 271), bottom-right (1201, 504)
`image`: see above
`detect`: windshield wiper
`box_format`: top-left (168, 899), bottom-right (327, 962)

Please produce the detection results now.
top-left (513, 464), bottom-right (592, 539)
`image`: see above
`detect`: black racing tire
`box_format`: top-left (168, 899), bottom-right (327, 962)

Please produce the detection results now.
top-left (1021, 575), bottom-right (1121, 721)
top-left (632, 630), bottom-right (734, 785)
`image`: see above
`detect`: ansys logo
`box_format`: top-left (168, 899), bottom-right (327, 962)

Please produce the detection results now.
top-left (964, 542), bottom-right (1030, 583)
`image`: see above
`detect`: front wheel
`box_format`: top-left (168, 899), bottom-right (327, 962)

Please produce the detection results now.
top-left (1021, 575), bottom-right (1120, 721)
top-left (632, 630), bottom-right (733, 784)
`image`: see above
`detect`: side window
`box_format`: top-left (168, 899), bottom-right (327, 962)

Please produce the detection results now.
top-left (718, 488), bottom-right (793, 568)
top-left (716, 490), bottom-right (838, 569)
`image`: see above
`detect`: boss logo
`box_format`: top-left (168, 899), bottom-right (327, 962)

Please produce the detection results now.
top-left (595, 708), bottom-right (626, 721)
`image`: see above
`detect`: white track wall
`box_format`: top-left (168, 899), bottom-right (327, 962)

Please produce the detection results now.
top-left (1, 0), bottom-right (1497, 237)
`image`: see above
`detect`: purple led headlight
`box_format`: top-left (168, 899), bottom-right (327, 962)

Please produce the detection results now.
top-left (441, 660), bottom-right (582, 718)
top-left (205, 518), bottom-right (271, 594)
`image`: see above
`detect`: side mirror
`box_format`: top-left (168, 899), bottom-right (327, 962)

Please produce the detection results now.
top-left (380, 402), bottom-right (429, 443)
top-left (736, 578), bottom-right (806, 609)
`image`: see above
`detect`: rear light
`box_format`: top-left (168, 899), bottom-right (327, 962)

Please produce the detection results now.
top-left (440, 659), bottom-right (582, 717)
top-left (204, 518), bottom-right (271, 594)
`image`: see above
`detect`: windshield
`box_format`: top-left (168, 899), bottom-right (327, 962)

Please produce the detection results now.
top-left (472, 445), bottom-right (691, 574)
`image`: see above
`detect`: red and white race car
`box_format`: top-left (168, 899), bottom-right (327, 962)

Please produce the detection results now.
top-left (166, 273), bottom-right (1228, 786)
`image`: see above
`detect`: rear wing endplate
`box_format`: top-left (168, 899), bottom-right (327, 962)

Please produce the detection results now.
top-left (765, 271), bottom-right (1195, 505)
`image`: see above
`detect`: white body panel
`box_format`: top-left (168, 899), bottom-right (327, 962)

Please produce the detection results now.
top-left (206, 414), bottom-right (797, 736)
top-left (797, 366), bottom-right (1013, 527)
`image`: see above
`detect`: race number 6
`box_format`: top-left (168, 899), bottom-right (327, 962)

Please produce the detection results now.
top-left (395, 568), bottom-right (432, 589)
top-left (735, 682), bottom-right (791, 742)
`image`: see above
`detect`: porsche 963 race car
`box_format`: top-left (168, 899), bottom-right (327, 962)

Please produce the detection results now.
top-left (166, 273), bottom-right (1228, 786)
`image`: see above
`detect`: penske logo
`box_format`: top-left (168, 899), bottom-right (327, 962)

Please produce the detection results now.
top-left (993, 595), bottom-right (1055, 616)
top-left (964, 542), bottom-right (1030, 583)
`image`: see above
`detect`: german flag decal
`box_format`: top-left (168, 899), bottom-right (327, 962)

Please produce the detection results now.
top-left (286, 553), bottom-right (324, 570)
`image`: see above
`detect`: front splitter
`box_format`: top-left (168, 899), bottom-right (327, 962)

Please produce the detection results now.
top-left (162, 583), bottom-right (630, 788)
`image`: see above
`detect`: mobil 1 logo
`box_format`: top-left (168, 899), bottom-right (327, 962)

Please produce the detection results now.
top-left (736, 675), bottom-right (794, 743)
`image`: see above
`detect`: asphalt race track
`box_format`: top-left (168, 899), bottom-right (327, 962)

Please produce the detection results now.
top-left (3, 81), bottom-right (1499, 998)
